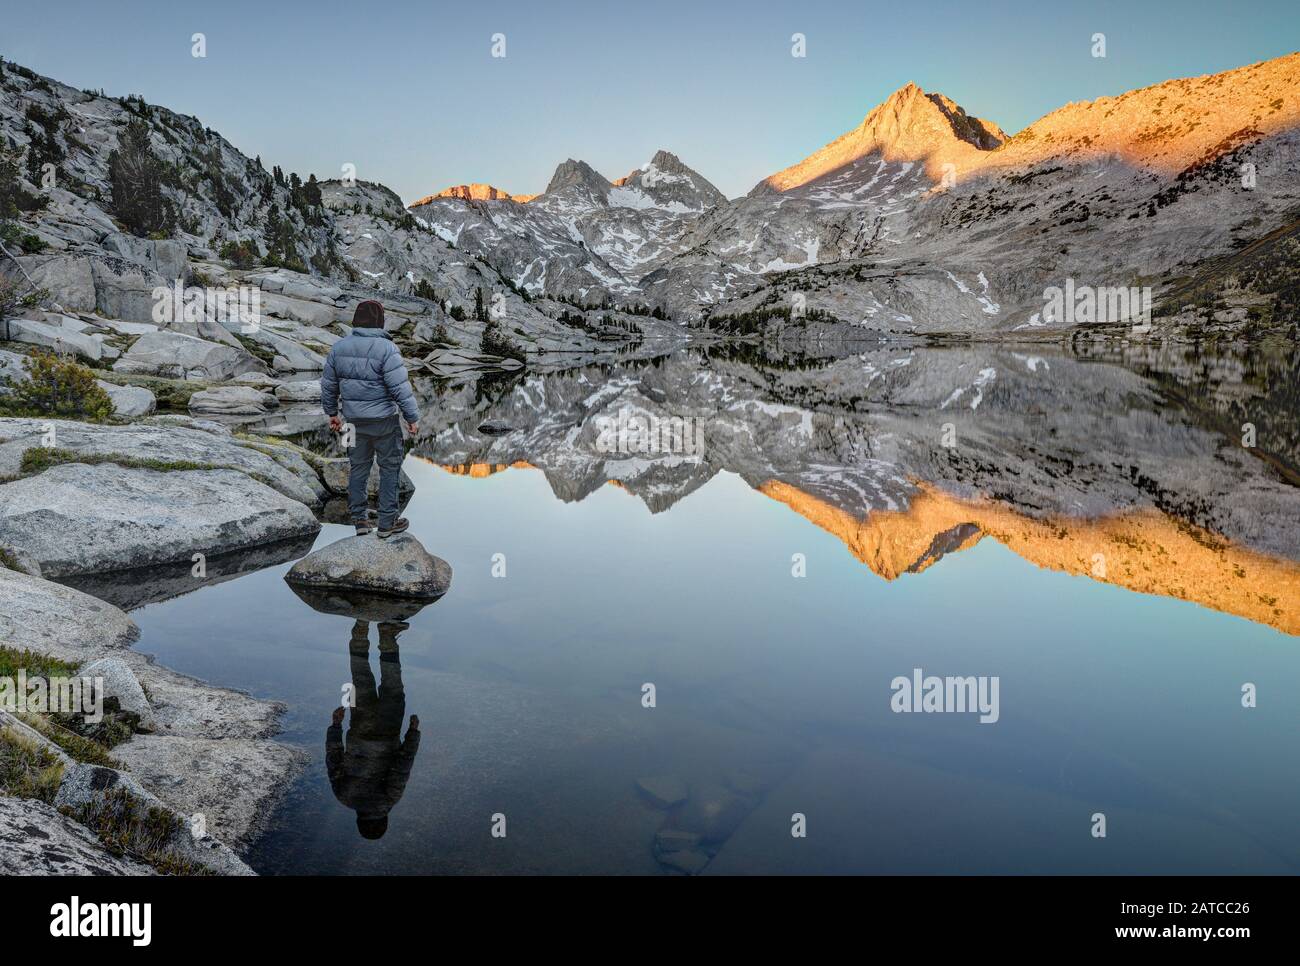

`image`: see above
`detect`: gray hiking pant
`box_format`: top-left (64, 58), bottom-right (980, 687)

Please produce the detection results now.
top-left (348, 415), bottom-right (403, 528)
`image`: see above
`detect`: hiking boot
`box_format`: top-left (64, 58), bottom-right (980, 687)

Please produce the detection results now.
top-left (377, 517), bottom-right (410, 539)
top-left (353, 518), bottom-right (374, 536)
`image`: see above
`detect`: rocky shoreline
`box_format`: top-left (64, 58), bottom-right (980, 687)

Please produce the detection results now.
top-left (0, 377), bottom-right (467, 874)
top-left (0, 411), bottom-right (355, 874)
top-left (0, 568), bottom-right (306, 874)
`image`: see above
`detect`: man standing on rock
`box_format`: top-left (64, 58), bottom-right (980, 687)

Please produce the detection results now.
top-left (321, 299), bottom-right (420, 538)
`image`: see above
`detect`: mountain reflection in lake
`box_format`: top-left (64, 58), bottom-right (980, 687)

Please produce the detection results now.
top-left (119, 340), bottom-right (1299, 874)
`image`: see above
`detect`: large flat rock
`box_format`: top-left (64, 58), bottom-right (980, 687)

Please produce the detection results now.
top-left (6, 317), bottom-right (104, 361)
top-left (55, 762), bottom-right (253, 875)
top-left (97, 379), bottom-right (156, 417)
top-left (285, 532), bottom-right (451, 599)
top-left (0, 463), bottom-right (320, 577)
top-left (0, 796), bottom-right (156, 875)
top-left (112, 330), bottom-right (265, 381)
top-left (274, 379), bottom-right (322, 402)
top-left (188, 384), bottom-right (279, 415)
top-left (0, 417), bottom-right (322, 507)
top-left (109, 735), bottom-right (306, 853)
top-left (0, 565), bottom-right (140, 652)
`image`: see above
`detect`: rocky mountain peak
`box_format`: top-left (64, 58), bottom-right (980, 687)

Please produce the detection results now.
top-left (412, 183), bottom-right (536, 205)
top-left (754, 82), bottom-right (1005, 193)
top-left (647, 149), bottom-right (687, 172)
top-left (857, 82), bottom-right (1005, 153)
top-left (614, 149), bottom-right (727, 211)
top-left (544, 159), bottom-right (613, 197)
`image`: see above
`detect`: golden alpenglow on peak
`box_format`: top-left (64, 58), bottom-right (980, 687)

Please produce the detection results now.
top-left (756, 50), bottom-right (1300, 193)
top-left (755, 81), bottom-right (1007, 193)
top-left (759, 481), bottom-right (1300, 636)
top-left (987, 49), bottom-right (1300, 175)
top-left (410, 183), bottom-right (537, 205)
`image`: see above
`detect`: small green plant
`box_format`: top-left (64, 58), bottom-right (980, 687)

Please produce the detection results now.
top-left (0, 220), bottom-right (44, 252)
top-left (17, 712), bottom-right (122, 766)
top-left (0, 647), bottom-right (132, 762)
top-left (0, 644), bottom-right (79, 680)
top-left (0, 276), bottom-right (50, 323)
top-left (19, 446), bottom-right (218, 476)
top-left (0, 727), bottom-right (65, 802)
top-left (0, 351), bottom-right (113, 420)
top-left (61, 787), bottom-right (214, 875)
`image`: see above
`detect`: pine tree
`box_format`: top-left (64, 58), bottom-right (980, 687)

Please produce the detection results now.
top-left (0, 139), bottom-right (25, 223)
top-left (107, 118), bottom-right (173, 237)
top-left (303, 173), bottom-right (322, 207)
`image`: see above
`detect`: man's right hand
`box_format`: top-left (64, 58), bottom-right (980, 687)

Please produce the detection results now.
top-left (329, 415), bottom-right (343, 432)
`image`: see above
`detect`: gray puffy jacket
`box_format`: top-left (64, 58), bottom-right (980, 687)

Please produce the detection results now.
top-left (321, 328), bottom-right (420, 424)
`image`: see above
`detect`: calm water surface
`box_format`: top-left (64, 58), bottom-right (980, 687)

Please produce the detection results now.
top-left (110, 344), bottom-right (1300, 874)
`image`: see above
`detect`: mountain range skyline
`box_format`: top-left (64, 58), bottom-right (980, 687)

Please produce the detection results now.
top-left (6, 43), bottom-right (1298, 336)
top-left (4, 0), bottom-right (1299, 202)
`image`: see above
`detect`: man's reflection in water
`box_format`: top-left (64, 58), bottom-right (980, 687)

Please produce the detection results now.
top-left (327, 618), bottom-right (421, 840)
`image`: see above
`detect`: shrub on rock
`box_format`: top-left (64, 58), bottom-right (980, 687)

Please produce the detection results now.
top-left (0, 351), bottom-right (113, 421)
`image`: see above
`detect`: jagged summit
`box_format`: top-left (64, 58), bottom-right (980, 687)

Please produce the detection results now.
top-left (544, 158), bottom-right (613, 197)
top-left (922, 90), bottom-right (1007, 149)
top-left (411, 183), bottom-right (536, 206)
top-left (613, 149), bottom-right (727, 211)
top-left (537, 152), bottom-right (724, 214)
top-left (754, 82), bottom-right (1005, 193)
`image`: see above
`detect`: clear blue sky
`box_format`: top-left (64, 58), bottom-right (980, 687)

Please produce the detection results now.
top-left (4, 0), bottom-right (1297, 201)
